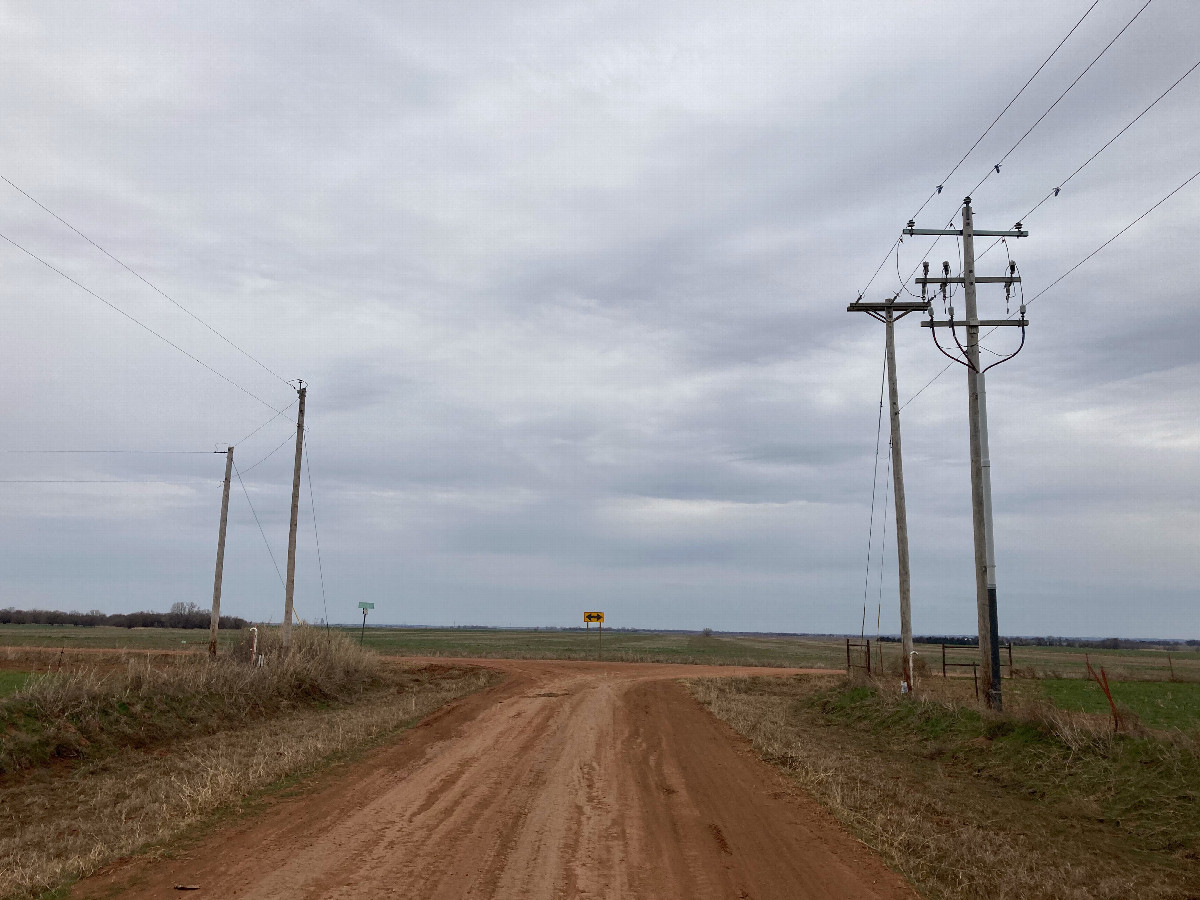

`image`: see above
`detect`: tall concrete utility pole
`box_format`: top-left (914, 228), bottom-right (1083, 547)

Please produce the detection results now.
top-left (208, 445), bottom-right (234, 657)
top-left (282, 382), bottom-right (306, 648)
top-left (909, 199), bottom-right (1027, 710)
top-left (847, 296), bottom-right (928, 693)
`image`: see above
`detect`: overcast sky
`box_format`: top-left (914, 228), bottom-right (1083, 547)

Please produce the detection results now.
top-left (0, 1), bottom-right (1196, 638)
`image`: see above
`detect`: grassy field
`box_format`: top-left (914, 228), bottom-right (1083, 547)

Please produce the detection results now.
top-left (691, 673), bottom-right (1200, 900)
top-left (0, 671), bottom-right (30, 698)
top-left (3, 623), bottom-right (1197, 683)
top-left (0, 624), bottom-right (246, 652)
top-left (352, 627), bottom-right (848, 667)
top-left (1041, 678), bottom-right (1200, 731)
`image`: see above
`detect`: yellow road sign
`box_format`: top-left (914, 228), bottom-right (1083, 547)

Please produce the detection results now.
top-left (584, 611), bottom-right (604, 624)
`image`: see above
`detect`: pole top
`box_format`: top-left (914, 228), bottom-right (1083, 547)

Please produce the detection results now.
top-left (963, 196), bottom-right (972, 206)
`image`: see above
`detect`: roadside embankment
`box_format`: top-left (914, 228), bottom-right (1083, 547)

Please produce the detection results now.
top-left (0, 628), bottom-right (498, 900)
top-left (689, 674), bottom-right (1200, 900)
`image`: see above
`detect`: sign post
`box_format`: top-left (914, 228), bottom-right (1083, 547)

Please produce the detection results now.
top-left (584, 611), bottom-right (604, 660)
top-left (358, 601), bottom-right (374, 646)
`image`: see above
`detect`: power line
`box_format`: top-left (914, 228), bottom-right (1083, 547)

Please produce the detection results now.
top-left (860, 356), bottom-right (887, 619)
top-left (968, 0), bottom-right (1156, 198)
top-left (899, 361), bottom-right (955, 411)
top-left (892, 1), bottom-right (1157, 300)
top-left (914, 0), bottom-right (1103, 221)
top-left (0, 229), bottom-right (287, 415)
top-left (233, 399), bottom-right (299, 448)
top-left (240, 431), bottom-right (295, 475)
top-left (0, 174), bottom-right (291, 388)
top-left (233, 460), bottom-right (285, 587)
top-left (857, 0), bottom-right (1102, 297)
top-left (1012, 54), bottom-right (1200, 228)
top-left (1026, 164), bottom-right (1200, 305)
top-left (304, 438), bottom-right (330, 630)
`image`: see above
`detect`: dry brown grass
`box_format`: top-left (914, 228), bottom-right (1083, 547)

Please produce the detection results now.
top-left (689, 674), bottom-right (1200, 900)
top-left (0, 629), bottom-right (499, 900)
top-left (1, 627), bottom-right (391, 775)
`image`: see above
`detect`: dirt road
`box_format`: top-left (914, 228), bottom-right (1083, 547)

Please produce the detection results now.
top-left (75, 660), bottom-right (916, 900)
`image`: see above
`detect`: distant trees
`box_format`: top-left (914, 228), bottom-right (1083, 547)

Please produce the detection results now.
top-left (898, 634), bottom-right (1188, 651)
top-left (0, 606), bottom-right (248, 630)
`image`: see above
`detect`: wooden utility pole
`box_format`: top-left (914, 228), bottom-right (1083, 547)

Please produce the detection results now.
top-left (909, 199), bottom-right (1028, 710)
top-left (847, 297), bottom-right (927, 692)
top-left (282, 383), bottom-right (306, 648)
top-left (208, 445), bottom-right (234, 657)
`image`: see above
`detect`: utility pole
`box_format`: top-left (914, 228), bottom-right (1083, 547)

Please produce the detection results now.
top-left (908, 198), bottom-right (1027, 710)
top-left (208, 445), bottom-right (234, 657)
top-left (282, 382), bottom-right (306, 649)
top-left (847, 296), bottom-right (928, 693)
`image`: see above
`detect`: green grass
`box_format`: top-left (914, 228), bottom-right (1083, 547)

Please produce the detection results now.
top-left (1041, 678), bottom-right (1200, 731)
top-left (0, 671), bottom-right (31, 698)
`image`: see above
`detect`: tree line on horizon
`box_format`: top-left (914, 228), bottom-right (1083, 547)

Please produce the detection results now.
top-left (877, 634), bottom-right (1200, 650)
top-left (0, 602), bottom-right (249, 630)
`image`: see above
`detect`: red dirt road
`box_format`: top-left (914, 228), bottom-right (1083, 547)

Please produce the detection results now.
top-left (75, 660), bottom-right (916, 900)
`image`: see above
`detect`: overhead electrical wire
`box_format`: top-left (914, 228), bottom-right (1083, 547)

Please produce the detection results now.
top-left (876, 447), bottom-right (892, 612)
top-left (304, 439), bottom-right (331, 630)
top-left (890, 0), bottom-right (1158, 302)
top-left (232, 399), bottom-right (299, 448)
top-left (0, 229), bottom-right (287, 415)
top-left (239, 431), bottom-right (296, 475)
top-left (859, 356), bottom-right (888, 621)
top-left (233, 460), bottom-right (286, 588)
top-left (0, 174), bottom-right (292, 389)
top-left (975, 51), bottom-right (1200, 265)
top-left (1026, 164), bottom-right (1200, 305)
top-left (914, 0), bottom-right (1104, 222)
top-left (856, 0), bottom-right (1103, 298)
top-left (967, 0), bottom-right (1156, 199)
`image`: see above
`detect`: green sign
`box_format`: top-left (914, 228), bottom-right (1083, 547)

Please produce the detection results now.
top-left (358, 602), bottom-right (374, 610)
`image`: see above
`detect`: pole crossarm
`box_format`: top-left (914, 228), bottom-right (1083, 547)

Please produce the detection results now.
top-left (905, 227), bottom-right (1028, 237)
top-left (847, 301), bottom-right (930, 312)
top-left (915, 276), bottom-right (1020, 285)
top-left (923, 319), bottom-right (1027, 328)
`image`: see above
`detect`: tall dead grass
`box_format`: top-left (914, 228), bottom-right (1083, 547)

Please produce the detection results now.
top-left (0, 628), bottom-right (500, 900)
top-left (1, 627), bottom-right (385, 774)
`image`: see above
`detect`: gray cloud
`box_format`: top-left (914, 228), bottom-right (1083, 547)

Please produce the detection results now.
top-left (0, 1), bottom-right (1197, 638)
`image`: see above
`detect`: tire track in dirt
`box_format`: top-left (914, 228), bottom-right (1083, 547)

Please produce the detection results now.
top-left (73, 660), bottom-right (917, 900)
